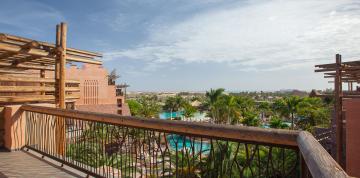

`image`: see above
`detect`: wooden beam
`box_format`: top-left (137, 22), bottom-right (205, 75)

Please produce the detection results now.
top-left (0, 94), bottom-right (79, 103)
top-left (0, 61), bottom-right (54, 70)
top-left (0, 69), bottom-right (28, 74)
top-left (12, 55), bottom-right (39, 65)
top-left (315, 68), bottom-right (336, 72)
top-left (0, 86), bottom-right (54, 92)
top-left (0, 51), bottom-right (16, 60)
top-left (1, 33), bottom-right (102, 58)
top-left (0, 86), bottom-right (79, 92)
top-left (0, 42), bottom-right (102, 64)
top-left (0, 76), bottom-right (79, 83)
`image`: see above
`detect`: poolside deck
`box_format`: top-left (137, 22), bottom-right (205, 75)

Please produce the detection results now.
top-left (0, 149), bottom-right (85, 178)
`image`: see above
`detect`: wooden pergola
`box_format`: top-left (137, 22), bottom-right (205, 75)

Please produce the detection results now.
top-left (0, 22), bottom-right (102, 108)
top-left (315, 54), bottom-right (360, 167)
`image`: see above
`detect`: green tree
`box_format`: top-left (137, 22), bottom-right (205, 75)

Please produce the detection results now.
top-left (273, 96), bottom-right (302, 129)
top-left (257, 101), bottom-right (271, 119)
top-left (137, 95), bottom-right (161, 118)
top-left (163, 96), bottom-right (186, 112)
top-left (269, 116), bottom-right (289, 129)
top-left (219, 95), bottom-right (241, 124)
top-left (127, 99), bottom-right (141, 116)
top-left (183, 103), bottom-right (197, 120)
top-left (241, 111), bottom-right (260, 127)
top-left (204, 88), bottom-right (225, 122)
top-left (297, 97), bottom-right (330, 131)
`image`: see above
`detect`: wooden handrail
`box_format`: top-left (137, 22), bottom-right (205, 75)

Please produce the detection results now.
top-left (298, 131), bottom-right (349, 178)
top-left (20, 105), bottom-right (351, 178)
top-left (20, 105), bottom-right (299, 147)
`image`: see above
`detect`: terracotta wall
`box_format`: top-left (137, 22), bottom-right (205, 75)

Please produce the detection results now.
top-left (65, 64), bottom-right (128, 115)
top-left (2, 103), bottom-right (55, 151)
top-left (343, 99), bottom-right (360, 177)
top-left (67, 64), bottom-right (116, 105)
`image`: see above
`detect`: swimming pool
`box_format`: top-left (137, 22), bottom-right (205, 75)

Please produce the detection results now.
top-left (159, 111), bottom-right (183, 119)
top-left (159, 111), bottom-right (208, 121)
top-left (167, 134), bottom-right (210, 154)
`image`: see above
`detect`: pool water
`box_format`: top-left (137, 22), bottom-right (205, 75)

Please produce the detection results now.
top-left (159, 111), bottom-right (183, 119)
top-left (159, 111), bottom-right (208, 121)
top-left (167, 134), bottom-right (210, 154)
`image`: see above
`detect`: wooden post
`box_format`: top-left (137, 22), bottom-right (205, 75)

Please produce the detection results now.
top-left (55, 24), bottom-right (61, 107)
top-left (334, 54), bottom-right (343, 166)
top-left (59, 22), bottom-right (67, 109)
top-left (55, 22), bottom-right (67, 156)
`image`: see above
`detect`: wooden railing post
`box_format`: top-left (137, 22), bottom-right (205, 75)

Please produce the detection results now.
top-left (55, 22), bottom-right (67, 156)
top-left (335, 54), bottom-right (343, 166)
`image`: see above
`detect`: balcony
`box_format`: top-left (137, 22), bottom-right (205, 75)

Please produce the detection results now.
top-left (0, 105), bottom-right (349, 178)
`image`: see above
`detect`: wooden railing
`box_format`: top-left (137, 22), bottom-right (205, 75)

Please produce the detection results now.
top-left (20, 105), bottom-right (349, 178)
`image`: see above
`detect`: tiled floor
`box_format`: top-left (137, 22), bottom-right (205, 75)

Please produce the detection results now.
top-left (0, 149), bottom-right (85, 178)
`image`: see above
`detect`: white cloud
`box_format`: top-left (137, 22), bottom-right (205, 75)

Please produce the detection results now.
top-left (105, 0), bottom-right (360, 71)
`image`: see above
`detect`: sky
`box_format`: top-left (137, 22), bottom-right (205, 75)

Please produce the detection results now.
top-left (1, 0), bottom-right (360, 92)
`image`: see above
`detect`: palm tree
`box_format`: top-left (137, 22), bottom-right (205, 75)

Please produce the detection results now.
top-left (241, 111), bottom-right (260, 127)
top-left (183, 103), bottom-right (197, 121)
top-left (297, 97), bottom-right (330, 131)
top-left (269, 116), bottom-right (289, 129)
top-left (257, 101), bottom-right (271, 120)
top-left (163, 96), bottom-right (186, 119)
top-left (204, 88), bottom-right (225, 122)
top-left (222, 95), bottom-right (240, 124)
top-left (273, 96), bottom-right (302, 129)
top-left (137, 95), bottom-right (161, 118)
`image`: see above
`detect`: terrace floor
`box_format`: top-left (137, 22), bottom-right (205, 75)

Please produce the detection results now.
top-left (0, 149), bottom-right (85, 178)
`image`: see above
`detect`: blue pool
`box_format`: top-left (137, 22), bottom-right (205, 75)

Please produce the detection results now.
top-left (159, 111), bottom-right (183, 119)
top-left (167, 134), bottom-right (210, 154)
top-left (159, 111), bottom-right (208, 121)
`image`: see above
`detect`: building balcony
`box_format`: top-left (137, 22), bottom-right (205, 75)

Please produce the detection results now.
top-left (0, 105), bottom-right (349, 178)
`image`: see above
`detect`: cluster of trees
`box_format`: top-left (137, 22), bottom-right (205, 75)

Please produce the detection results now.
top-left (127, 88), bottom-right (331, 132)
top-left (203, 88), bottom-right (331, 131)
top-left (127, 95), bottom-right (161, 118)
top-left (128, 95), bottom-right (197, 120)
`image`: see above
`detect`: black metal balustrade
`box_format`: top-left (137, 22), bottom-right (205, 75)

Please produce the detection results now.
top-left (20, 105), bottom-right (349, 178)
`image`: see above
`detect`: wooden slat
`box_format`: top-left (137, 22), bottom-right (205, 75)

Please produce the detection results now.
top-left (0, 94), bottom-right (79, 103)
top-left (0, 42), bottom-right (102, 65)
top-left (0, 86), bottom-right (54, 92)
top-left (0, 76), bottom-right (79, 83)
top-left (65, 87), bottom-right (80, 92)
top-left (0, 86), bottom-right (79, 92)
top-left (0, 61), bottom-right (55, 71)
top-left (1, 33), bottom-right (102, 57)
top-left (0, 69), bottom-right (28, 74)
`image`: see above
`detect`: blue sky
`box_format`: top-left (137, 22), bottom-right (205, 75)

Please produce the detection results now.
top-left (1, 0), bottom-right (360, 92)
